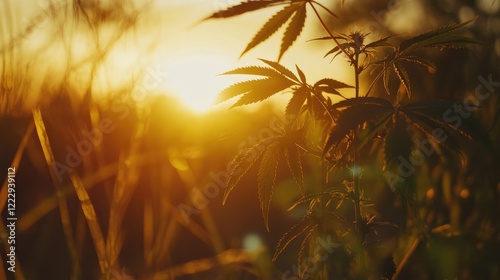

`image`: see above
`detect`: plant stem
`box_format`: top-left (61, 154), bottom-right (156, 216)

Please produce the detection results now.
top-left (309, 3), bottom-right (350, 60)
top-left (353, 54), bottom-right (366, 277)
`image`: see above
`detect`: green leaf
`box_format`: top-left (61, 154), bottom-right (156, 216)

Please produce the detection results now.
top-left (297, 227), bottom-right (316, 278)
top-left (398, 17), bottom-right (479, 54)
top-left (315, 78), bottom-right (353, 89)
top-left (287, 190), bottom-right (344, 211)
top-left (217, 76), bottom-right (294, 106)
top-left (204, 0), bottom-right (283, 19)
top-left (383, 63), bottom-right (391, 95)
top-left (258, 141), bottom-right (281, 231)
top-left (403, 101), bottom-right (490, 144)
top-left (393, 61), bottom-right (411, 97)
top-left (403, 111), bottom-right (462, 155)
top-left (279, 4), bottom-right (307, 61)
top-left (273, 214), bottom-right (317, 260)
top-left (221, 66), bottom-right (282, 77)
top-left (218, 79), bottom-right (267, 103)
top-left (324, 103), bottom-right (393, 154)
top-left (284, 143), bottom-right (304, 194)
top-left (400, 56), bottom-right (436, 71)
top-left (365, 35), bottom-right (396, 49)
top-left (295, 65), bottom-right (307, 84)
top-left (330, 96), bottom-right (393, 110)
top-left (223, 138), bottom-right (272, 205)
top-left (259, 58), bottom-right (299, 82)
top-left (323, 45), bottom-right (341, 58)
top-left (342, 112), bottom-right (392, 159)
top-left (314, 78), bottom-right (353, 97)
top-left (285, 86), bottom-right (309, 116)
top-left (230, 76), bottom-right (295, 108)
top-left (242, 5), bottom-right (299, 57)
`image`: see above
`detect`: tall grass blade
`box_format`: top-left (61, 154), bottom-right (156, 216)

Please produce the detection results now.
top-left (32, 107), bottom-right (81, 279)
top-left (69, 173), bottom-right (107, 273)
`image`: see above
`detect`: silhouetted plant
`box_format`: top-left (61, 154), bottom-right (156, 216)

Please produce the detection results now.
top-left (206, 1), bottom-right (489, 279)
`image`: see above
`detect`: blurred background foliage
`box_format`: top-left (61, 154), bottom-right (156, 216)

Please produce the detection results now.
top-left (0, 0), bottom-right (499, 279)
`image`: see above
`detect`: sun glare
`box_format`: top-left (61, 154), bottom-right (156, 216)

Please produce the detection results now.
top-left (165, 55), bottom-right (234, 113)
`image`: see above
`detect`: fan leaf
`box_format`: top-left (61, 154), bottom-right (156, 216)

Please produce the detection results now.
top-left (403, 101), bottom-right (490, 144)
top-left (285, 86), bottom-right (309, 116)
top-left (205, 0), bottom-right (282, 19)
top-left (295, 65), bottom-right (307, 84)
top-left (273, 214), bottom-right (317, 260)
top-left (258, 141), bottom-right (281, 231)
top-left (365, 35), bottom-right (396, 49)
top-left (383, 63), bottom-right (392, 95)
top-left (401, 56), bottom-right (437, 72)
top-left (342, 112), bottom-right (393, 159)
top-left (284, 143), bottom-right (304, 194)
top-left (315, 78), bottom-right (353, 89)
top-left (221, 66), bottom-right (282, 77)
top-left (398, 17), bottom-right (478, 54)
top-left (324, 103), bottom-right (393, 154)
top-left (314, 78), bottom-right (353, 97)
top-left (223, 138), bottom-right (273, 205)
top-left (393, 61), bottom-right (411, 97)
top-left (230, 76), bottom-right (295, 108)
top-left (279, 4), bottom-right (307, 61)
top-left (242, 4), bottom-right (299, 57)
top-left (403, 111), bottom-right (462, 155)
top-left (259, 58), bottom-right (299, 82)
top-left (330, 96), bottom-right (393, 110)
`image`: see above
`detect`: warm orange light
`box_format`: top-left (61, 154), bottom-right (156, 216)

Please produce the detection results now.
top-left (165, 54), bottom-right (234, 113)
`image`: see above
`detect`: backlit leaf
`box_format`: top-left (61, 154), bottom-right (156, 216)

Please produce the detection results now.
top-left (204, 0), bottom-right (283, 19)
top-left (221, 66), bottom-right (282, 77)
top-left (273, 214), bottom-right (317, 260)
top-left (223, 138), bottom-right (273, 205)
top-left (329, 96), bottom-right (393, 110)
top-left (342, 112), bottom-right (392, 158)
top-left (393, 61), bottom-right (411, 97)
top-left (314, 78), bottom-right (353, 89)
top-left (258, 141), bottom-right (281, 231)
top-left (383, 63), bottom-right (391, 95)
top-left (295, 65), bottom-right (307, 84)
top-left (403, 111), bottom-right (462, 155)
top-left (398, 17), bottom-right (479, 54)
top-left (403, 101), bottom-right (490, 144)
top-left (401, 56), bottom-right (436, 71)
top-left (242, 5), bottom-right (299, 57)
top-left (365, 35), bottom-right (396, 49)
top-left (324, 103), bottom-right (393, 154)
top-left (284, 143), bottom-right (304, 194)
top-left (230, 76), bottom-right (295, 108)
top-left (279, 4), bottom-right (307, 61)
top-left (285, 86), bottom-right (309, 116)
top-left (259, 58), bottom-right (299, 82)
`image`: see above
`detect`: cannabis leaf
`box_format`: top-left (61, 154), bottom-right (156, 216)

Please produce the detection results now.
top-left (205, 1), bottom-right (325, 60)
top-left (324, 97), bottom-right (393, 154)
top-left (279, 4), bottom-right (307, 60)
top-left (397, 17), bottom-right (484, 54)
top-left (204, 0), bottom-right (286, 19)
top-left (222, 127), bottom-right (306, 231)
top-left (222, 138), bottom-right (270, 205)
top-left (273, 214), bottom-right (317, 260)
top-left (374, 17), bottom-right (486, 96)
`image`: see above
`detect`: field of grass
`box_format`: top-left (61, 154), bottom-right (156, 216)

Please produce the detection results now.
top-left (1, 0), bottom-right (499, 279)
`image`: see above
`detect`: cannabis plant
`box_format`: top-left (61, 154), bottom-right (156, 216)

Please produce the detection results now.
top-left (205, 1), bottom-right (489, 279)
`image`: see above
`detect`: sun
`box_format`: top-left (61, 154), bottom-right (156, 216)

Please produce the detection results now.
top-left (165, 55), bottom-right (234, 113)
